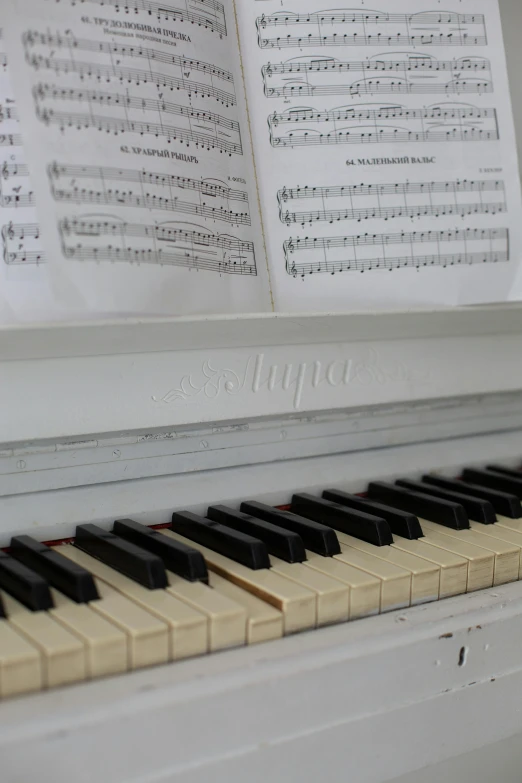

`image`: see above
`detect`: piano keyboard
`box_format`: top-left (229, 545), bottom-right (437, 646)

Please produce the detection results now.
top-left (2, 463), bottom-right (522, 701)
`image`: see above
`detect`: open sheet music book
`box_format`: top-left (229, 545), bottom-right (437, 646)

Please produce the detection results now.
top-left (1, 0), bottom-right (522, 320)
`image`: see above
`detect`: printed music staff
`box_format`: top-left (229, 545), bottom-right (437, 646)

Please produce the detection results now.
top-left (256, 10), bottom-right (488, 49)
top-left (268, 102), bottom-right (499, 149)
top-left (32, 83), bottom-right (243, 155)
top-left (1, 221), bottom-right (44, 265)
top-left (0, 34), bottom-right (44, 269)
top-left (68, 0), bottom-right (228, 37)
top-left (262, 55), bottom-right (493, 99)
top-left (23, 32), bottom-right (236, 106)
top-left (277, 179), bottom-right (507, 227)
top-left (47, 162), bottom-right (251, 226)
top-left (284, 227), bottom-right (509, 277)
top-left (58, 217), bottom-right (257, 276)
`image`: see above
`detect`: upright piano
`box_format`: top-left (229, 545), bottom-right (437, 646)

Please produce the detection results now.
top-left (3, 307), bottom-right (522, 782)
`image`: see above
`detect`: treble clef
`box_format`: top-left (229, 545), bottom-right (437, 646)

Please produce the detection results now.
top-left (2, 161), bottom-right (8, 181)
top-left (286, 238), bottom-right (295, 254)
top-left (7, 221), bottom-right (14, 241)
top-left (280, 186), bottom-right (289, 202)
top-left (22, 30), bottom-right (36, 47)
top-left (47, 161), bottom-right (60, 181)
top-left (60, 217), bottom-right (71, 236)
top-left (265, 62), bottom-right (273, 78)
top-left (259, 14), bottom-right (267, 29)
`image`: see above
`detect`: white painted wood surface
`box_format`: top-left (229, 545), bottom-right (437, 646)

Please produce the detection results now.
top-left (1, 581), bottom-right (522, 783)
top-left (2, 307), bottom-right (522, 783)
top-left (2, 306), bottom-right (522, 445)
top-left (0, 0), bottom-right (521, 766)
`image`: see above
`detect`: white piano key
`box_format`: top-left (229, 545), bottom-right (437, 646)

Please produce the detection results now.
top-left (163, 572), bottom-right (247, 652)
top-left (468, 522), bottom-right (522, 578)
top-left (56, 544), bottom-right (207, 660)
top-left (418, 526), bottom-right (494, 591)
top-left (269, 555), bottom-right (350, 626)
top-left (49, 588), bottom-right (128, 679)
top-left (0, 620), bottom-right (42, 698)
top-left (391, 537), bottom-right (468, 598)
top-left (333, 544), bottom-right (411, 612)
top-left (207, 571), bottom-right (283, 644)
top-left (1, 591), bottom-right (86, 689)
top-left (335, 532), bottom-right (440, 605)
top-left (496, 515), bottom-right (522, 534)
top-left (421, 520), bottom-right (519, 586)
top-left (303, 551), bottom-right (381, 619)
top-left (164, 530), bottom-right (316, 635)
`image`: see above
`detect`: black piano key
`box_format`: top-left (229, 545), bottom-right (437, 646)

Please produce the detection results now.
top-left (0, 552), bottom-right (53, 611)
top-left (395, 480), bottom-right (497, 525)
top-left (171, 511), bottom-right (270, 570)
top-left (75, 524), bottom-right (168, 590)
top-left (240, 501), bottom-right (341, 556)
top-left (113, 519), bottom-right (209, 583)
top-left (290, 494), bottom-right (393, 547)
top-left (423, 475), bottom-right (522, 519)
top-left (207, 506), bottom-right (306, 564)
top-left (462, 468), bottom-right (522, 499)
top-left (321, 489), bottom-right (423, 540)
top-left (367, 482), bottom-right (469, 530)
top-left (487, 465), bottom-right (522, 480)
top-left (10, 535), bottom-right (99, 604)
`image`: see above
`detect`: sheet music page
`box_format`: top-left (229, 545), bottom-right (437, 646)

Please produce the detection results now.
top-left (0, 29), bottom-right (54, 323)
top-left (3, 0), bottom-right (272, 317)
top-left (235, 0), bottom-right (522, 311)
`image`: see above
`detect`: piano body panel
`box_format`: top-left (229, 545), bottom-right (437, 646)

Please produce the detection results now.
top-left (1, 426), bottom-right (522, 545)
top-left (0, 584), bottom-right (522, 783)
top-left (1, 308), bottom-right (522, 445)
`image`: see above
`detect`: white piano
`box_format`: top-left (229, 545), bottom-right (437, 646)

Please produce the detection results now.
top-left (2, 0), bottom-right (522, 779)
top-left (2, 306), bottom-right (522, 783)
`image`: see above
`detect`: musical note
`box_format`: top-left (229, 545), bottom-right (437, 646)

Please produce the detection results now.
top-left (33, 84), bottom-right (243, 155)
top-left (0, 105), bottom-right (19, 122)
top-left (24, 37), bottom-right (236, 106)
top-left (277, 179), bottom-right (507, 226)
top-left (0, 134), bottom-right (23, 147)
top-left (58, 217), bottom-right (257, 275)
top-left (262, 55), bottom-right (493, 99)
top-left (284, 228), bottom-right (509, 277)
top-left (34, 84), bottom-right (240, 132)
top-left (3, 249), bottom-right (45, 265)
top-left (268, 102), bottom-right (499, 149)
top-left (257, 9), bottom-right (487, 49)
top-left (47, 162), bottom-right (251, 225)
top-left (1, 221), bottom-right (44, 265)
top-left (258, 11), bottom-right (485, 28)
top-left (2, 222), bottom-right (41, 241)
top-left (23, 33), bottom-right (235, 84)
top-left (68, 0), bottom-right (227, 37)
top-left (2, 162), bottom-right (29, 179)
top-left (0, 31), bottom-right (45, 271)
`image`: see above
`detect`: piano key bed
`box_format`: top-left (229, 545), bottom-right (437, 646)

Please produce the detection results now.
top-left (2, 463), bottom-right (522, 700)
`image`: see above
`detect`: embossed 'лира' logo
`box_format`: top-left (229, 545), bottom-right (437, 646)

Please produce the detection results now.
top-left (152, 350), bottom-right (431, 411)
